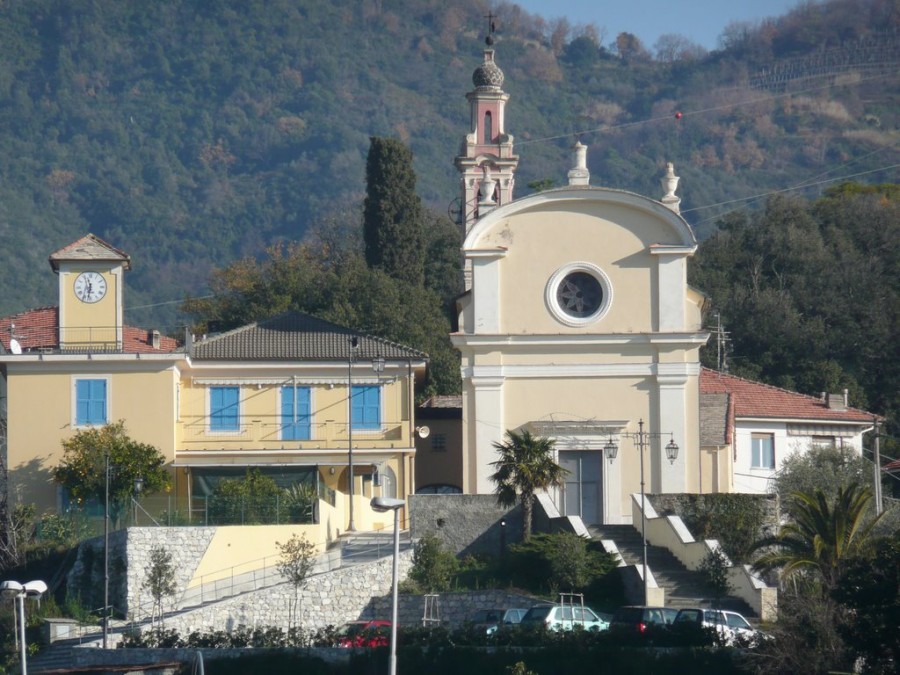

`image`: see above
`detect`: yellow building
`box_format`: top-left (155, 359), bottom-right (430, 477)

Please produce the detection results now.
top-left (0, 234), bottom-right (425, 537)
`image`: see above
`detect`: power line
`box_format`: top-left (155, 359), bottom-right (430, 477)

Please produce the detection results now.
top-left (517, 70), bottom-right (897, 147)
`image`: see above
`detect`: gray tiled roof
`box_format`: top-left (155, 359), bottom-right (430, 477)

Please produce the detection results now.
top-left (191, 311), bottom-right (428, 362)
top-left (49, 233), bottom-right (132, 271)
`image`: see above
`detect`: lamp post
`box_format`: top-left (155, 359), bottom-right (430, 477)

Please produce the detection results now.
top-left (1, 579), bottom-right (48, 675)
top-left (603, 419), bottom-right (679, 605)
top-left (103, 450), bottom-right (110, 648)
top-left (133, 476), bottom-right (144, 526)
top-left (370, 496), bottom-right (404, 675)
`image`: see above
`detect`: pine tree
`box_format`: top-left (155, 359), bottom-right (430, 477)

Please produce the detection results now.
top-left (363, 137), bottom-right (425, 287)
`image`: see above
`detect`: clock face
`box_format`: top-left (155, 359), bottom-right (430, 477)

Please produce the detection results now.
top-left (73, 272), bottom-right (107, 303)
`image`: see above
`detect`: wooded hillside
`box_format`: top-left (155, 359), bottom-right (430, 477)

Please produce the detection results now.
top-left (0, 0), bottom-right (897, 331)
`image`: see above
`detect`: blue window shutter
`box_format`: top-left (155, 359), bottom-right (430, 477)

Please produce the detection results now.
top-left (351, 385), bottom-right (380, 431)
top-left (281, 386), bottom-right (311, 440)
top-left (76, 379), bottom-right (107, 425)
top-left (210, 386), bottom-right (240, 431)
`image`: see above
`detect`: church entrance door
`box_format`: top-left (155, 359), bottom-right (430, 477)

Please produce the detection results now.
top-left (560, 451), bottom-right (602, 525)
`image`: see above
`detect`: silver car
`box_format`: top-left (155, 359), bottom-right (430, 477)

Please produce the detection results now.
top-left (520, 604), bottom-right (610, 632)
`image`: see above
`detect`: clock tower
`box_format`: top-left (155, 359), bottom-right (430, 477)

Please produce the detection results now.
top-left (49, 234), bottom-right (131, 350)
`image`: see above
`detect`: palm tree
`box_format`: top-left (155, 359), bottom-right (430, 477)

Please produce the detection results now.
top-left (752, 482), bottom-right (884, 591)
top-left (489, 429), bottom-right (567, 541)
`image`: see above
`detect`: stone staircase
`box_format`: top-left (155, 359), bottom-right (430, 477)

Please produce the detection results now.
top-left (590, 524), bottom-right (756, 617)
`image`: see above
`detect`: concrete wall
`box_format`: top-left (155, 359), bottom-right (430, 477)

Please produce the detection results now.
top-left (409, 494), bottom-right (522, 556)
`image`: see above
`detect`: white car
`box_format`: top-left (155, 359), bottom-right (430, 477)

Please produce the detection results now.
top-left (520, 604), bottom-right (610, 632)
top-left (673, 608), bottom-right (762, 645)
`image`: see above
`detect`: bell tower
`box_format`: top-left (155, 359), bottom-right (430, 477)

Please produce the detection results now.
top-left (454, 20), bottom-right (519, 289)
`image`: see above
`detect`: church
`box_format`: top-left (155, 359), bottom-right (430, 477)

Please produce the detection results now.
top-left (413, 37), bottom-right (875, 525)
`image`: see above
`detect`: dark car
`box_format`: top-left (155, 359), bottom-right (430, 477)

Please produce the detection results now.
top-left (610, 606), bottom-right (678, 634)
top-left (335, 620), bottom-right (391, 648)
top-left (468, 608), bottom-right (528, 635)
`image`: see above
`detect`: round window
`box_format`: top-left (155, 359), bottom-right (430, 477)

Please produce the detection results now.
top-left (557, 272), bottom-right (603, 318)
top-left (546, 262), bottom-right (612, 326)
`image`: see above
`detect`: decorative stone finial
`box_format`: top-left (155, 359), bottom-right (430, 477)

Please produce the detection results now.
top-left (660, 162), bottom-right (681, 213)
top-left (478, 165), bottom-right (497, 207)
top-left (567, 142), bottom-right (590, 186)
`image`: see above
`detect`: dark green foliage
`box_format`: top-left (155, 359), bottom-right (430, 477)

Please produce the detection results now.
top-left (207, 469), bottom-right (284, 525)
top-left (832, 531), bottom-right (900, 673)
top-left (744, 594), bottom-right (851, 675)
top-left (406, 532), bottom-right (459, 592)
top-left (751, 483), bottom-right (883, 592)
top-left (490, 431), bottom-right (567, 541)
top-left (698, 548), bottom-right (733, 608)
top-left (0, 0), bottom-right (895, 338)
top-left (364, 137), bottom-right (425, 287)
top-left (774, 444), bottom-right (869, 513)
top-left (690, 187), bottom-right (899, 438)
top-left (183, 242), bottom-right (460, 397)
top-left (659, 493), bottom-right (768, 563)
top-left (51, 421), bottom-right (170, 527)
top-left (505, 533), bottom-right (619, 604)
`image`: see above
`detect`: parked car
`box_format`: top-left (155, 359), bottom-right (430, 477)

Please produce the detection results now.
top-left (673, 608), bottom-right (760, 645)
top-left (468, 608), bottom-right (528, 635)
top-left (610, 605), bottom-right (679, 634)
top-left (520, 604), bottom-right (610, 632)
top-left (335, 620), bottom-right (391, 647)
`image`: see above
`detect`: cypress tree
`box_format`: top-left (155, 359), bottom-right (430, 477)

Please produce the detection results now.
top-left (363, 137), bottom-right (425, 286)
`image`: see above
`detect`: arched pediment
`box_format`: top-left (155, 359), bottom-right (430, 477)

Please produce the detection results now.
top-left (463, 187), bottom-right (697, 251)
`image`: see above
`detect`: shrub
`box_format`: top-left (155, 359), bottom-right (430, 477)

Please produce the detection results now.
top-left (407, 532), bottom-right (459, 592)
top-left (505, 533), bottom-right (618, 600)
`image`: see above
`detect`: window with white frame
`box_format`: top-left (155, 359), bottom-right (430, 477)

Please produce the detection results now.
top-left (751, 433), bottom-right (775, 469)
top-left (350, 385), bottom-right (381, 431)
top-left (281, 385), bottom-right (311, 440)
top-left (74, 378), bottom-right (108, 426)
top-left (209, 386), bottom-right (240, 432)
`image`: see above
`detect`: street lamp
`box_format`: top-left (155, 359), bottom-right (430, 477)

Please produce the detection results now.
top-left (133, 476), bottom-right (144, 526)
top-left (103, 450), bottom-right (110, 648)
top-left (603, 419), bottom-right (679, 605)
top-left (347, 336), bottom-right (385, 532)
top-left (1, 579), bottom-right (47, 675)
top-left (370, 496), bottom-right (404, 675)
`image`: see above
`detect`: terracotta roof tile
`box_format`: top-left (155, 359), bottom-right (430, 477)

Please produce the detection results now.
top-left (700, 368), bottom-right (873, 423)
top-left (1, 307), bottom-right (179, 354)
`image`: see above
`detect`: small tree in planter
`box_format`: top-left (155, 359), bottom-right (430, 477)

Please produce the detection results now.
top-left (144, 545), bottom-right (177, 630)
top-left (276, 533), bottom-right (316, 629)
top-left (699, 547), bottom-right (733, 610)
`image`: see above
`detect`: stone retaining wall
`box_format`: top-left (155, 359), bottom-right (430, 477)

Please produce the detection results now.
top-left (409, 494), bottom-right (522, 556)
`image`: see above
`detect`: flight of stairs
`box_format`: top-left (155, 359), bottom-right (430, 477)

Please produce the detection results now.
top-left (590, 524), bottom-right (756, 617)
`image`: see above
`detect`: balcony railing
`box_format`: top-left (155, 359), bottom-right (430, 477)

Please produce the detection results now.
top-left (178, 417), bottom-right (408, 446)
top-left (59, 326), bottom-right (122, 352)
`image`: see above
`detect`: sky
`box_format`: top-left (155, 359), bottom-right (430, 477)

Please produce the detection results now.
top-left (512, 0), bottom-right (806, 51)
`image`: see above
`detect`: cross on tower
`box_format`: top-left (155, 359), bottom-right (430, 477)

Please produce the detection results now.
top-left (484, 12), bottom-right (497, 44)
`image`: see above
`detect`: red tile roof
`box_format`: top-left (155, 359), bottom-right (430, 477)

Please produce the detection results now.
top-left (700, 368), bottom-right (874, 423)
top-left (1, 307), bottom-right (179, 354)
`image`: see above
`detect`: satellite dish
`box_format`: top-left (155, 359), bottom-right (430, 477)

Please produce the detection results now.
top-left (416, 426), bottom-right (430, 439)
top-left (9, 339), bottom-right (22, 355)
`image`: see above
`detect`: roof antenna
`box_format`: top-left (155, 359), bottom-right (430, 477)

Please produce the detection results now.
top-left (484, 11), bottom-right (497, 45)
